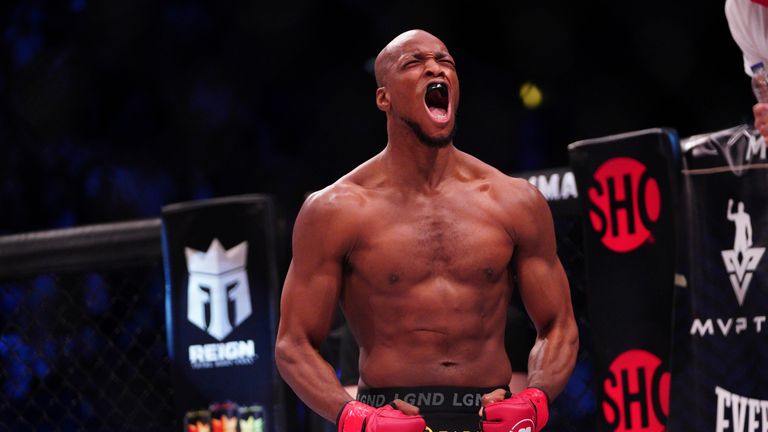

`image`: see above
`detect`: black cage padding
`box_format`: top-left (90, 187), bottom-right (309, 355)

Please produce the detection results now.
top-left (0, 219), bottom-right (162, 279)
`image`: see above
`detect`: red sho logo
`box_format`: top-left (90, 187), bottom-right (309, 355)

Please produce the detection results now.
top-left (588, 157), bottom-right (661, 252)
top-left (602, 349), bottom-right (670, 432)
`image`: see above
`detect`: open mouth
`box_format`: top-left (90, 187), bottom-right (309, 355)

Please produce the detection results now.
top-left (425, 82), bottom-right (449, 121)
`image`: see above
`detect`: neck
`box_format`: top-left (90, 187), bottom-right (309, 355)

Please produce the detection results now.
top-left (380, 130), bottom-right (456, 192)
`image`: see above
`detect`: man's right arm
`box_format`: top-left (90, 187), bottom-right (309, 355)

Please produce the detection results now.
top-left (275, 188), bottom-right (358, 422)
top-left (276, 188), bottom-right (426, 431)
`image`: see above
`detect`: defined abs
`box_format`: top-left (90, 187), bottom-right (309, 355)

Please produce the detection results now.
top-left (359, 336), bottom-right (511, 388)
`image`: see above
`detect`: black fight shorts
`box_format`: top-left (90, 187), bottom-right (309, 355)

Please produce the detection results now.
top-left (356, 385), bottom-right (509, 432)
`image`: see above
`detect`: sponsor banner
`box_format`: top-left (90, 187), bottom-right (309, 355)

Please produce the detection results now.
top-left (512, 166), bottom-right (580, 215)
top-left (670, 125), bottom-right (768, 431)
top-left (568, 128), bottom-right (679, 431)
top-left (162, 195), bottom-right (282, 432)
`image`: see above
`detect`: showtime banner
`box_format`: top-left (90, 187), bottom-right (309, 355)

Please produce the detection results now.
top-left (669, 126), bottom-right (768, 432)
top-left (162, 195), bottom-right (282, 432)
top-left (568, 128), bottom-right (679, 432)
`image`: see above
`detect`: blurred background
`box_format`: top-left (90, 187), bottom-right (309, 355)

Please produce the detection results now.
top-left (0, 0), bottom-right (755, 234)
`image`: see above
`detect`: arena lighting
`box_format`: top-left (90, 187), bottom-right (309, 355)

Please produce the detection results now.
top-left (520, 81), bottom-right (543, 109)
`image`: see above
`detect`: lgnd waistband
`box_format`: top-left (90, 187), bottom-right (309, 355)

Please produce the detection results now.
top-left (356, 385), bottom-right (509, 413)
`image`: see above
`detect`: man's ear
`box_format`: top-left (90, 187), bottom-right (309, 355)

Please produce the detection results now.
top-left (376, 87), bottom-right (390, 112)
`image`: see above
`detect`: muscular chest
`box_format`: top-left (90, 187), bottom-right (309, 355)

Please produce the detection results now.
top-left (348, 196), bottom-right (514, 286)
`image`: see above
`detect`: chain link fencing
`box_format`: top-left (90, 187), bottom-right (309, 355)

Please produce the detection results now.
top-left (0, 220), bottom-right (175, 431)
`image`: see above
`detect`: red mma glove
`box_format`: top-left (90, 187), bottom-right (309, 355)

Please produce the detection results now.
top-left (336, 400), bottom-right (426, 432)
top-left (481, 387), bottom-right (549, 432)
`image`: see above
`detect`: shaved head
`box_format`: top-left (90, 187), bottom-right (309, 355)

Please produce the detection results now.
top-left (374, 29), bottom-right (447, 87)
top-left (372, 28), bottom-right (459, 148)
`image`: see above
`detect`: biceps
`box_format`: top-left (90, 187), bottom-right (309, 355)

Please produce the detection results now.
top-left (279, 258), bottom-right (343, 347)
top-left (515, 254), bottom-right (571, 333)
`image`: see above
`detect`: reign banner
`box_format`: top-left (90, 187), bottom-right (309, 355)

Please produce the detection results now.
top-left (669, 126), bottom-right (768, 432)
top-left (162, 195), bottom-right (282, 432)
top-left (568, 128), bottom-right (679, 432)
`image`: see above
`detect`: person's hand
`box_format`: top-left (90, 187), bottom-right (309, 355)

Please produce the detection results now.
top-left (480, 388), bottom-right (510, 411)
top-left (480, 388), bottom-right (549, 432)
top-left (336, 400), bottom-right (425, 432)
top-left (389, 399), bottom-right (421, 416)
top-left (753, 103), bottom-right (768, 141)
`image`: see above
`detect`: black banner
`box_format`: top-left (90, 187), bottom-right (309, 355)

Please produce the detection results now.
top-left (670, 125), bottom-right (768, 432)
top-left (568, 128), bottom-right (679, 432)
top-left (162, 195), bottom-right (282, 432)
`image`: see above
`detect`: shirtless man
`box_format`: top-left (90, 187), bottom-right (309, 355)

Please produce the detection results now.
top-left (275, 30), bottom-right (578, 432)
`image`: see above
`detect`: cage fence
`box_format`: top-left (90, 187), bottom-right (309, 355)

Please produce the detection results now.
top-left (0, 220), bottom-right (174, 432)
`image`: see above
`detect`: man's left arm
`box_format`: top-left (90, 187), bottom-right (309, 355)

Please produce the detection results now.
top-left (513, 182), bottom-right (578, 400)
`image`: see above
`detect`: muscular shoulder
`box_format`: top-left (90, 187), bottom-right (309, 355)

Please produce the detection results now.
top-left (293, 180), bottom-right (370, 257)
top-left (296, 152), bottom-right (385, 233)
top-left (497, 175), bottom-right (548, 213)
top-left (299, 181), bottom-right (368, 229)
top-left (485, 169), bottom-right (552, 245)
